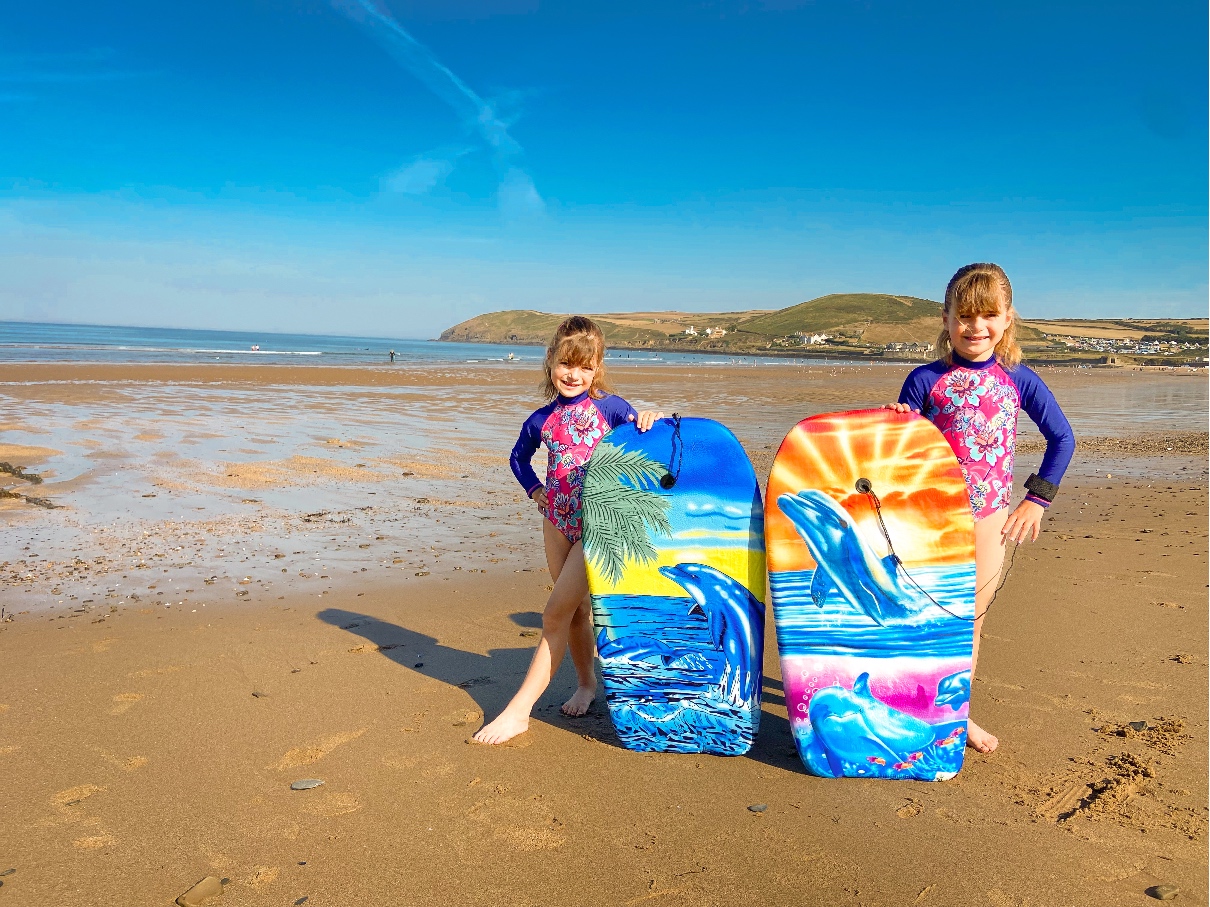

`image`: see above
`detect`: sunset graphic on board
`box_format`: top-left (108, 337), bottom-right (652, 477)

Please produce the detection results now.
top-left (766, 409), bottom-right (975, 573)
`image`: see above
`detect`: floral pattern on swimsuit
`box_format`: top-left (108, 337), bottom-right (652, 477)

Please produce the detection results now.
top-left (925, 365), bottom-right (1020, 519)
top-left (509, 392), bottom-right (638, 543)
top-left (898, 353), bottom-right (1076, 522)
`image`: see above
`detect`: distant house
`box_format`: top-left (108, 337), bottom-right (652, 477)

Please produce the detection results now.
top-left (683, 326), bottom-right (698, 336)
top-left (705, 327), bottom-right (726, 337)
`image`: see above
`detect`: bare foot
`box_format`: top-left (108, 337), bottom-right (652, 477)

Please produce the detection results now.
top-left (472, 712), bottom-right (530, 745)
top-left (560, 685), bottom-right (596, 717)
top-left (965, 719), bottom-right (999, 753)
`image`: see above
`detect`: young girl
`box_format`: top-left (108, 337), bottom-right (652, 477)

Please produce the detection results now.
top-left (887, 262), bottom-right (1075, 754)
top-left (474, 316), bottom-right (663, 745)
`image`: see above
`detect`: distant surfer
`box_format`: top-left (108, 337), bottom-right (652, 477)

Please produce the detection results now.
top-left (473, 317), bottom-right (664, 745)
top-left (389, 350), bottom-right (395, 362)
top-left (885, 263), bottom-right (1075, 753)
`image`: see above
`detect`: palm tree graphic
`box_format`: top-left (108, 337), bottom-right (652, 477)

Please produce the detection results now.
top-left (582, 438), bottom-right (673, 586)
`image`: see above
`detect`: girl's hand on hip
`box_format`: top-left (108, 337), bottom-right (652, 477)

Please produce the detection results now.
top-left (630, 410), bottom-right (665, 432)
top-left (530, 488), bottom-right (549, 511)
top-left (882, 403), bottom-right (916, 414)
top-left (1002, 500), bottom-right (1045, 544)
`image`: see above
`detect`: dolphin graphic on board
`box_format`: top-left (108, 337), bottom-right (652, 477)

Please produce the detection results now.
top-left (934, 670), bottom-right (971, 710)
top-left (595, 629), bottom-right (696, 667)
top-left (777, 490), bottom-right (932, 626)
top-left (658, 563), bottom-right (764, 703)
top-left (804, 672), bottom-right (938, 777)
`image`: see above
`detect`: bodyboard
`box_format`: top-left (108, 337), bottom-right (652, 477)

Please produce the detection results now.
top-left (583, 416), bottom-right (766, 755)
top-left (766, 409), bottom-right (976, 780)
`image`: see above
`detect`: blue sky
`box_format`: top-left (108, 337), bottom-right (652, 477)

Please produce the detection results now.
top-left (1, 1), bottom-right (1205, 338)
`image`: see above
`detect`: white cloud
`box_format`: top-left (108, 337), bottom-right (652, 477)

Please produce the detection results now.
top-left (383, 156), bottom-right (455, 194)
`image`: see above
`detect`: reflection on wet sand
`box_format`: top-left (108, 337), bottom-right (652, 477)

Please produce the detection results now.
top-left (1, 363), bottom-right (1205, 616)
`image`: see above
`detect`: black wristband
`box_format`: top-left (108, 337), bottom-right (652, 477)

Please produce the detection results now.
top-left (1024, 473), bottom-right (1058, 503)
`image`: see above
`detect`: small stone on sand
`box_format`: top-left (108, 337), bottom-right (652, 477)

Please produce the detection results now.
top-left (290, 779), bottom-right (325, 791)
top-left (1128, 720), bottom-right (1147, 731)
top-left (176, 875), bottom-right (223, 906)
top-left (1146, 885), bottom-right (1179, 901)
top-left (252, 691), bottom-right (267, 698)
top-left (747, 803), bottom-right (767, 813)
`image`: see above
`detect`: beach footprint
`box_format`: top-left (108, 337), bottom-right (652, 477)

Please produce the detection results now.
top-left (73, 833), bottom-right (116, 850)
top-left (245, 866), bottom-right (280, 890)
top-left (53, 784), bottom-right (105, 812)
top-left (101, 752), bottom-right (148, 772)
top-left (273, 728), bottom-right (367, 771)
top-left (300, 791), bottom-right (363, 818)
top-left (109, 693), bottom-right (145, 715)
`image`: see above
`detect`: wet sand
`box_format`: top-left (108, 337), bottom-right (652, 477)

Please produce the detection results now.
top-left (0, 363), bottom-right (1206, 906)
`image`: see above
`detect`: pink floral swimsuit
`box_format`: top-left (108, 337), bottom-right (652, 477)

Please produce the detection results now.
top-left (898, 354), bottom-right (1075, 521)
top-left (510, 392), bottom-right (638, 542)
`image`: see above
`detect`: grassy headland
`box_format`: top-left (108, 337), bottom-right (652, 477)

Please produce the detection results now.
top-left (438, 295), bottom-right (1209, 366)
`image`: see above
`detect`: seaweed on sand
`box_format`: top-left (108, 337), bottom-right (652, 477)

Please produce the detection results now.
top-left (0, 462), bottom-right (43, 484)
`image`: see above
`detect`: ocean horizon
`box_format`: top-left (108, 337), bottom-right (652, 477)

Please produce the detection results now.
top-left (0, 320), bottom-right (872, 368)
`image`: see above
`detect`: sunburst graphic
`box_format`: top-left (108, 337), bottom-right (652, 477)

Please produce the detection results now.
top-left (766, 409), bottom-right (974, 572)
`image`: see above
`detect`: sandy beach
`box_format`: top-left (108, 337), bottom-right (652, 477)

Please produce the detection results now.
top-left (1, 362), bottom-right (1206, 906)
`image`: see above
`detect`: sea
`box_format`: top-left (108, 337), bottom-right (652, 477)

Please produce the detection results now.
top-left (0, 321), bottom-right (844, 368)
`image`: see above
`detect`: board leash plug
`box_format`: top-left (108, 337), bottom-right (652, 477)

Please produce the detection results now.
top-left (660, 473), bottom-right (677, 489)
top-left (854, 477), bottom-right (873, 494)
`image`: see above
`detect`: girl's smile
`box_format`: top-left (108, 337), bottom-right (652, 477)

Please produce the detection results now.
top-left (945, 308), bottom-right (1011, 362)
top-left (552, 361), bottom-right (596, 396)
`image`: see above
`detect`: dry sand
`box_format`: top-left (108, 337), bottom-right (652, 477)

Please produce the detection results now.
top-left (0, 362), bottom-right (1206, 907)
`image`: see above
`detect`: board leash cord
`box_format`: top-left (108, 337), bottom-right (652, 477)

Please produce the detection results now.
top-left (856, 478), bottom-right (1016, 622)
top-left (660, 413), bottom-right (684, 489)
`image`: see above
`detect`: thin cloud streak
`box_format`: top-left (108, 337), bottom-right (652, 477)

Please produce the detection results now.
top-left (333, 0), bottom-right (543, 215)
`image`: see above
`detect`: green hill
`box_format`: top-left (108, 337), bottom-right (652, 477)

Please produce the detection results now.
top-left (739, 294), bottom-right (939, 333)
top-left (438, 308), bottom-right (769, 347)
top-left (437, 294), bottom-right (1071, 359)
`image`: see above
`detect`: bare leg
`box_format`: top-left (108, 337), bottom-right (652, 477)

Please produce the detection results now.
top-left (525, 523), bottom-right (597, 716)
top-left (561, 596), bottom-right (597, 716)
top-left (473, 526), bottom-right (590, 745)
top-left (967, 507), bottom-right (1009, 754)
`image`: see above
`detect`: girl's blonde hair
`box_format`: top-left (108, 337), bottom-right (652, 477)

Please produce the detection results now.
top-left (938, 262), bottom-right (1023, 369)
top-left (541, 316), bottom-right (613, 400)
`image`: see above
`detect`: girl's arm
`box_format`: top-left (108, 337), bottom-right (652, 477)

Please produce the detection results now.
top-left (884, 363), bottom-right (944, 413)
top-left (598, 396), bottom-right (664, 433)
top-left (1017, 368), bottom-right (1076, 496)
top-left (1003, 366), bottom-right (1076, 543)
top-left (509, 409), bottom-right (548, 500)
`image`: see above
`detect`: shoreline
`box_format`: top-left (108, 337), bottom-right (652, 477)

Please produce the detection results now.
top-left (431, 337), bottom-right (1210, 369)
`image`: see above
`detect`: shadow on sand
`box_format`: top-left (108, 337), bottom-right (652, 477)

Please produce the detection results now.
top-left (317, 607), bottom-right (616, 740)
top-left (317, 607), bottom-right (805, 771)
